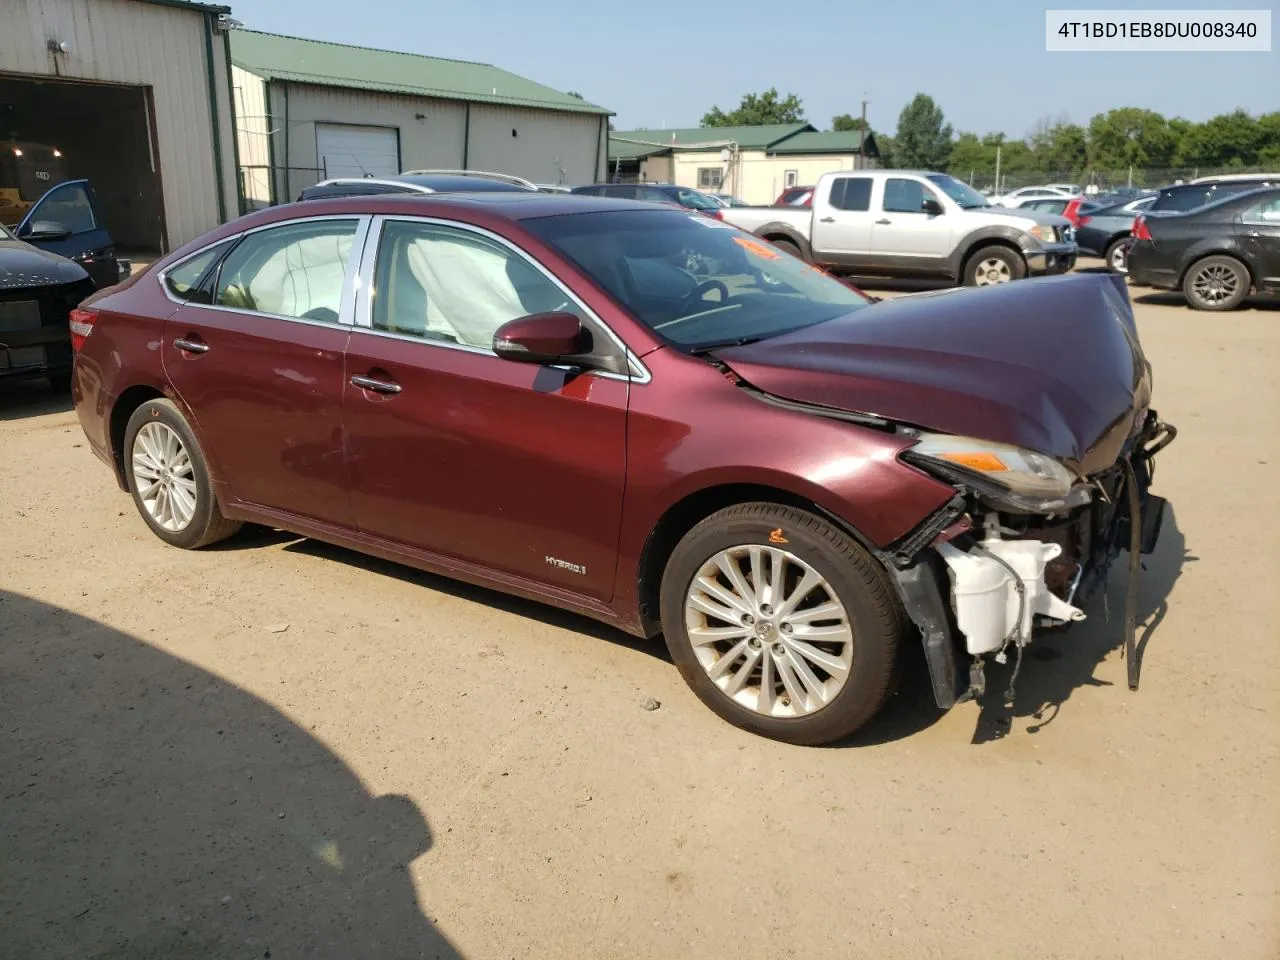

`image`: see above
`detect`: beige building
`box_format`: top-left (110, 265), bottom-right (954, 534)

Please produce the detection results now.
top-left (607, 124), bottom-right (878, 205)
top-left (0, 0), bottom-right (240, 251)
top-left (230, 31), bottom-right (612, 208)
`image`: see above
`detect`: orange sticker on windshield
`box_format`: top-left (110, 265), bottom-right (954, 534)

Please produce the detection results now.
top-left (732, 236), bottom-right (781, 260)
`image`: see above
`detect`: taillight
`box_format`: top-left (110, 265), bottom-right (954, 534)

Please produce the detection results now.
top-left (1132, 216), bottom-right (1152, 241)
top-left (69, 307), bottom-right (97, 352)
top-left (1064, 198), bottom-right (1084, 225)
top-left (1076, 215), bottom-right (1092, 226)
top-left (704, 208), bottom-right (724, 220)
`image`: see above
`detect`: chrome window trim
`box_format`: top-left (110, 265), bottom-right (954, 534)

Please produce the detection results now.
top-left (156, 215), bottom-right (370, 328)
top-left (352, 213), bottom-right (652, 384)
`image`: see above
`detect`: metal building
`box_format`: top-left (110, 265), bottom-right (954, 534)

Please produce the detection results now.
top-left (229, 31), bottom-right (612, 207)
top-left (0, 0), bottom-right (239, 252)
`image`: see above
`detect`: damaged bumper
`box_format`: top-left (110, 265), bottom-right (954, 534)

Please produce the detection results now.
top-left (885, 414), bottom-right (1176, 709)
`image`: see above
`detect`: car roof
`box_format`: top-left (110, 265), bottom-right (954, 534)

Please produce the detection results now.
top-left (310, 174), bottom-right (533, 194)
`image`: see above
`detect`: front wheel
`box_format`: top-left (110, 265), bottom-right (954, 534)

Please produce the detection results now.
top-left (659, 503), bottom-right (903, 745)
top-left (963, 245), bottom-right (1026, 287)
top-left (123, 399), bottom-right (242, 549)
top-left (1182, 255), bottom-right (1249, 311)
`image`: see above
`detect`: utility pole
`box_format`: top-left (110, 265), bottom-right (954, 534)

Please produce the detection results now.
top-left (859, 95), bottom-right (868, 170)
top-left (995, 144), bottom-right (1002, 195)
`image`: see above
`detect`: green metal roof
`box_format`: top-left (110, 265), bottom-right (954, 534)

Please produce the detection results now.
top-left (767, 130), bottom-right (879, 156)
top-left (610, 123), bottom-right (813, 152)
top-left (230, 31), bottom-right (611, 116)
top-left (607, 139), bottom-right (673, 161)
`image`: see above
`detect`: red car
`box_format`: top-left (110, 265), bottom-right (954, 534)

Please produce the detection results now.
top-left (70, 194), bottom-right (1173, 744)
top-left (774, 186), bottom-right (814, 207)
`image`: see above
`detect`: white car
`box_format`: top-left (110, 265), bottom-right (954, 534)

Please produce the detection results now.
top-left (989, 185), bottom-right (1073, 208)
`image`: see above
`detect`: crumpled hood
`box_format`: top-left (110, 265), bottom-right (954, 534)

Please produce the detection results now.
top-left (716, 273), bottom-right (1151, 475)
top-left (0, 240), bottom-right (88, 290)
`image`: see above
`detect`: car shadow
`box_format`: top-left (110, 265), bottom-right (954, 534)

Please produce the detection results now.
top-left (1133, 290), bottom-right (1280, 311)
top-left (0, 376), bottom-right (73, 420)
top-left (0, 590), bottom-right (465, 959)
top-left (969, 503), bottom-right (1191, 743)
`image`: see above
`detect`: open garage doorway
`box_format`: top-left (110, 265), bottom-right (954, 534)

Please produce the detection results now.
top-left (0, 74), bottom-right (166, 256)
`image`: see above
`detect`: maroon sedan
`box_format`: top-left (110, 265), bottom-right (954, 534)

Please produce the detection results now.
top-left (69, 193), bottom-right (1173, 744)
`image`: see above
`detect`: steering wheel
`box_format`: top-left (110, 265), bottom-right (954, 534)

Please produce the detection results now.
top-left (677, 279), bottom-right (730, 314)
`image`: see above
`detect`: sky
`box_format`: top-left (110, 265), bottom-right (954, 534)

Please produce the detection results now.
top-left (222, 0), bottom-right (1279, 138)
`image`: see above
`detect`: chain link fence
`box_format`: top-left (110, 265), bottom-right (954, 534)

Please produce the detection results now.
top-left (956, 164), bottom-right (1275, 195)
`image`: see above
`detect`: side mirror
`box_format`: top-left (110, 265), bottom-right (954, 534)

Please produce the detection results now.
top-left (921, 198), bottom-right (944, 216)
top-left (22, 220), bottom-right (72, 241)
top-left (492, 311), bottom-right (588, 366)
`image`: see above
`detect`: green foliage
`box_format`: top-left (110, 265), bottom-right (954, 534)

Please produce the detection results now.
top-left (701, 89), bottom-right (805, 127)
top-left (832, 114), bottom-right (869, 132)
top-left (893, 93), bottom-right (953, 169)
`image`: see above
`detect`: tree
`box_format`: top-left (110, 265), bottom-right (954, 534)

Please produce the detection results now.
top-left (701, 88), bottom-right (805, 127)
top-left (947, 132), bottom-right (992, 180)
top-left (892, 93), bottom-right (953, 169)
top-left (1087, 108), bottom-right (1177, 169)
top-left (832, 113), bottom-right (869, 132)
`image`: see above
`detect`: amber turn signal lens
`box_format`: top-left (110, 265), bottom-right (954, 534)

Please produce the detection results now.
top-left (939, 451), bottom-right (1008, 472)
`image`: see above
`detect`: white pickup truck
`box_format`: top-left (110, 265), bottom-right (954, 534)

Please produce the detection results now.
top-left (719, 169), bottom-right (1078, 287)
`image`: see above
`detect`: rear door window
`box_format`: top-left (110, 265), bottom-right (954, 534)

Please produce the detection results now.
top-left (213, 219), bottom-right (358, 323)
top-left (829, 177), bottom-right (872, 211)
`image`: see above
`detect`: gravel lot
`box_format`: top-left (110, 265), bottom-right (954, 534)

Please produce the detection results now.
top-left (2, 275), bottom-right (1277, 959)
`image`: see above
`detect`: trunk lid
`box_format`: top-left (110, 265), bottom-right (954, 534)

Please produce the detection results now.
top-left (715, 273), bottom-right (1150, 475)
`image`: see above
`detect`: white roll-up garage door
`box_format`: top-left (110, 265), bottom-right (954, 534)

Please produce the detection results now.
top-left (315, 124), bottom-right (401, 179)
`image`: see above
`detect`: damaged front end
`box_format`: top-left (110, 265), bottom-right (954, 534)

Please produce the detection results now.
top-left (885, 412), bottom-right (1176, 709)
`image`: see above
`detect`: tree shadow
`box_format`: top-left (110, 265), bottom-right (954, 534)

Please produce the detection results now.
top-left (0, 376), bottom-right (73, 421)
top-left (970, 503), bottom-right (1192, 743)
top-left (0, 590), bottom-right (465, 959)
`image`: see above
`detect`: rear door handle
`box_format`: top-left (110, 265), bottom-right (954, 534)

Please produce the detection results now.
top-left (875, 219), bottom-right (892, 225)
top-left (173, 337), bottom-right (208, 354)
top-left (351, 374), bottom-right (401, 395)
top-left (819, 216), bottom-right (836, 223)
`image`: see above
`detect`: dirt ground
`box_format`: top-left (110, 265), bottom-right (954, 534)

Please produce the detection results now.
top-left (1, 274), bottom-right (1277, 960)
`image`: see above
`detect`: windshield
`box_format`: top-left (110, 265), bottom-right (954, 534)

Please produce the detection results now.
top-left (926, 174), bottom-right (989, 209)
top-left (524, 209), bottom-right (872, 350)
top-left (0, 223), bottom-right (14, 241)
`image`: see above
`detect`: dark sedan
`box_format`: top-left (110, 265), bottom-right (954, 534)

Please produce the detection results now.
top-left (570, 182), bottom-right (725, 215)
top-left (1075, 194), bottom-right (1156, 273)
top-left (69, 193), bottom-right (1171, 744)
top-left (1, 221), bottom-right (96, 390)
top-left (1128, 187), bottom-right (1280, 310)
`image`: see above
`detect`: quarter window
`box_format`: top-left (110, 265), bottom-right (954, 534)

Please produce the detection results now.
top-left (883, 178), bottom-right (932, 214)
top-left (370, 221), bottom-right (578, 349)
top-left (163, 240), bottom-right (235, 303)
top-left (214, 219), bottom-right (357, 323)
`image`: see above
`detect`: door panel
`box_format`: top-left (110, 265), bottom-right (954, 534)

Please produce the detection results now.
top-left (161, 217), bottom-right (362, 525)
top-left (343, 217), bottom-right (629, 600)
top-left (871, 177), bottom-right (955, 257)
top-left (810, 175), bottom-right (875, 255)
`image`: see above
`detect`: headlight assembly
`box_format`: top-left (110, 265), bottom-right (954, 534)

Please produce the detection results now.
top-left (1027, 224), bottom-right (1057, 243)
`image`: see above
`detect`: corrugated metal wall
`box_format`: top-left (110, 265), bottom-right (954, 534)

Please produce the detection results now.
top-left (467, 105), bottom-right (603, 186)
top-left (231, 65), bottom-right (271, 209)
top-left (251, 79), bottom-right (607, 197)
top-left (0, 0), bottom-right (238, 248)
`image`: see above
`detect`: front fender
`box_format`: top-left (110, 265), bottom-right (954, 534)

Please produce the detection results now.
top-left (948, 224), bottom-right (1031, 275)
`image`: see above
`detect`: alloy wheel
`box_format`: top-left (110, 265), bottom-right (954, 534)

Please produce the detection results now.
top-left (684, 545), bottom-right (854, 718)
top-left (132, 421), bottom-right (198, 532)
top-left (974, 257), bottom-right (1012, 286)
top-left (1110, 243), bottom-right (1129, 273)
top-left (1191, 263), bottom-right (1239, 306)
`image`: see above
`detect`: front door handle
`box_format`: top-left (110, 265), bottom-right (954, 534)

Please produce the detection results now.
top-left (351, 374), bottom-right (402, 395)
top-left (819, 216), bottom-right (836, 223)
top-left (173, 337), bottom-right (209, 354)
top-left (875, 218), bottom-right (892, 225)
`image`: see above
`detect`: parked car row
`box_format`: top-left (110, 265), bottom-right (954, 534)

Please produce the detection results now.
top-left (65, 188), bottom-right (1174, 745)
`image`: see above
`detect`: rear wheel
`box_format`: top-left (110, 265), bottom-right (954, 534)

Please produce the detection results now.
top-left (123, 399), bottom-right (242, 549)
top-left (659, 502), bottom-right (902, 745)
top-left (1105, 236), bottom-right (1131, 274)
top-left (1182, 255), bottom-right (1249, 311)
top-left (963, 245), bottom-right (1025, 287)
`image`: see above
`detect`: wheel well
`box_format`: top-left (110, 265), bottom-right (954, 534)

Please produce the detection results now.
top-left (635, 483), bottom-right (839, 635)
top-left (960, 238), bottom-right (1022, 273)
top-left (759, 232), bottom-right (809, 260)
top-left (109, 385), bottom-right (165, 490)
top-left (1178, 251), bottom-right (1253, 288)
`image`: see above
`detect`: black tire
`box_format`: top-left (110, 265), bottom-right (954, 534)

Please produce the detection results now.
top-left (962, 244), bottom-right (1026, 287)
top-left (47, 369), bottom-right (72, 393)
top-left (659, 502), bottom-right (903, 746)
top-left (123, 398), bottom-right (242, 549)
top-left (1182, 255), bottom-right (1250, 311)
top-left (1104, 236), bottom-right (1131, 275)
top-left (768, 237), bottom-right (803, 259)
